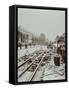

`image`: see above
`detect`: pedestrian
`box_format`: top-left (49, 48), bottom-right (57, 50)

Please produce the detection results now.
top-left (20, 43), bottom-right (22, 49)
top-left (25, 43), bottom-right (27, 48)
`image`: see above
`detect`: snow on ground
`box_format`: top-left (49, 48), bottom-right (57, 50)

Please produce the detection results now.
top-left (18, 45), bottom-right (65, 82)
top-left (43, 64), bottom-right (65, 80)
top-left (18, 45), bottom-right (47, 59)
top-left (32, 65), bottom-right (45, 81)
top-left (43, 53), bottom-right (65, 80)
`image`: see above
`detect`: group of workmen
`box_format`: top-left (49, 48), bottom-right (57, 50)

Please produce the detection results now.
top-left (57, 45), bottom-right (65, 63)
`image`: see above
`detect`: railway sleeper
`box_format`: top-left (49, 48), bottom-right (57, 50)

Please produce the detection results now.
top-left (28, 64), bottom-right (37, 72)
top-left (27, 59), bottom-right (32, 64)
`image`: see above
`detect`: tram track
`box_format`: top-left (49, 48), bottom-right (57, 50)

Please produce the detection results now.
top-left (18, 51), bottom-right (50, 82)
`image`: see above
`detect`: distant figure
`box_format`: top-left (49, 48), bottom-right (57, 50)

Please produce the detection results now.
top-left (57, 45), bottom-right (65, 63)
top-left (25, 44), bottom-right (27, 48)
top-left (20, 43), bottom-right (22, 49)
top-left (29, 43), bottom-right (31, 47)
top-left (57, 47), bottom-right (61, 54)
top-left (60, 47), bottom-right (65, 63)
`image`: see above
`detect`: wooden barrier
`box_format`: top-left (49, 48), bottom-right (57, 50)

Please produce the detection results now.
top-left (54, 55), bottom-right (60, 66)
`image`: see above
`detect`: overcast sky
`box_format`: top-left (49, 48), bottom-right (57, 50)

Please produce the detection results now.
top-left (18, 8), bottom-right (65, 41)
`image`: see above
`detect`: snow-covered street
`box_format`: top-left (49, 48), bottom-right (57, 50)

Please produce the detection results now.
top-left (17, 45), bottom-right (65, 82)
top-left (18, 45), bottom-right (47, 59)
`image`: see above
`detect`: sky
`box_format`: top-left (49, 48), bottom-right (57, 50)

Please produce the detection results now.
top-left (18, 8), bottom-right (65, 41)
